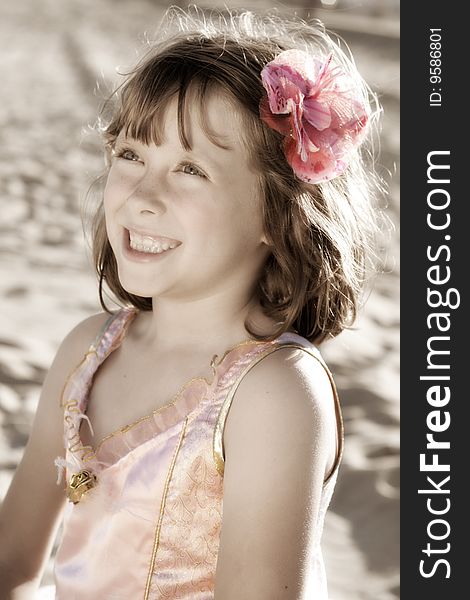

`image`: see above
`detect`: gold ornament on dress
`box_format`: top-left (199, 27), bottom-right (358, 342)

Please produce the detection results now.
top-left (66, 469), bottom-right (97, 504)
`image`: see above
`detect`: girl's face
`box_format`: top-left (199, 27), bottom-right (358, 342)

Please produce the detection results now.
top-left (103, 90), bottom-right (270, 305)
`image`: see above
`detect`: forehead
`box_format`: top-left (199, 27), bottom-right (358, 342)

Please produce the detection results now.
top-left (113, 73), bottom-right (257, 159)
top-left (163, 89), bottom-right (247, 150)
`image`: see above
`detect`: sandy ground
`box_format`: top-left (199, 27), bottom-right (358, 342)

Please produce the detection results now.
top-left (0, 1), bottom-right (399, 598)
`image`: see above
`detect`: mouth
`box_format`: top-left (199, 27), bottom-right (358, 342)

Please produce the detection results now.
top-left (128, 229), bottom-right (181, 253)
top-left (123, 229), bottom-right (182, 259)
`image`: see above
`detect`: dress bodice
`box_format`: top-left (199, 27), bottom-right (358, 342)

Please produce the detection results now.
top-left (52, 307), bottom-right (343, 599)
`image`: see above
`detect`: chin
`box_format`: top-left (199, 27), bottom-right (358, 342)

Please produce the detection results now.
top-left (121, 285), bottom-right (153, 299)
top-left (115, 270), bottom-right (158, 299)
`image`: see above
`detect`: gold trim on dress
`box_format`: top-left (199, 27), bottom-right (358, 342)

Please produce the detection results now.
top-left (59, 350), bottom-right (98, 408)
top-left (58, 310), bottom-right (136, 499)
top-left (93, 375), bottom-right (210, 455)
top-left (143, 418), bottom-right (188, 600)
top-left (91, 338), bottom-right (267, 455)
top-left (59, 308), bottom-right (275, 499)
top-left (212, 343), bottom-right (345, 487)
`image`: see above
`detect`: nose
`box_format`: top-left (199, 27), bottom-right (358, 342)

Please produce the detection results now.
top-left (127, 173), bottom-right (167, 216)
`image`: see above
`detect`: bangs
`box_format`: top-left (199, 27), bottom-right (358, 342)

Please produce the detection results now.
top-left (106, 56), bottom-right (237, 152)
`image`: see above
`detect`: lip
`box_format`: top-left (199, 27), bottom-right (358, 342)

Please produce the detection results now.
top-left (121, 228), bottom-right (181, 262)
top-left (126, 227), bottom-right (182, 245)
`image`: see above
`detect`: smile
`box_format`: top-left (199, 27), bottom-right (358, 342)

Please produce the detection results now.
top-left (127, 229), bottom-right (181, 254)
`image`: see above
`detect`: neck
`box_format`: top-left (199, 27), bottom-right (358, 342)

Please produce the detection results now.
top-left (133, 291), bottom-right (274, 354)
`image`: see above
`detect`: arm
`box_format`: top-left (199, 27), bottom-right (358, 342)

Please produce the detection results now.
top-left (0, 312), bottom-right (110, 599)
top-left (214, 347), bottom-right (338, 600)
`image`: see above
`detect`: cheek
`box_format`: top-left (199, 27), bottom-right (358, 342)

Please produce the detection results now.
top-left (102, 176), bottom-right (114, 213)
top-left (231, 190), bottom-right (266, 243)
top-left (102, 172), bottom-right (127, 224)
top-left (103, 164), bottom-right (133, 202)
top-left (103, 171), bottom-right (119, 206)
top-left (102, 178), bottom-right (123, 243)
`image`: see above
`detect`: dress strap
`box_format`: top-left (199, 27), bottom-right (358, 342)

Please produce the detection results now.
top-left (59, 307), bottom-right (136, 413)
top-left (89, 312), bottom-right (117, 350)
top-left (212, 341), bottom-right (344, 486)
top-left (88, 307), bottom-right (137, 360)
top-left (55, 307), bottom-right (138, 485)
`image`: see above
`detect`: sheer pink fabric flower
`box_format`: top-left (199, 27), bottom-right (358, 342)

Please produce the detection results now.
top-left (260, 49), bottom-right (369, 184)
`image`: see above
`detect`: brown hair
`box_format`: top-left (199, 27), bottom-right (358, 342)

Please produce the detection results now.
top-left (88, 7), bottom-right (384, 344)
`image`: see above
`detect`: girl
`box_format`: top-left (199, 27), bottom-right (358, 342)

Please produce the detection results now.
top-left (0, 6), bottom-right (381, 599)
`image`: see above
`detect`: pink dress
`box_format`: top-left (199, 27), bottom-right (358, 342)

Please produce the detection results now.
top-left (52, 307), bottom-right (344, 599)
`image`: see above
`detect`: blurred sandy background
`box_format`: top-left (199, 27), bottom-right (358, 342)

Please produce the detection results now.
top-left (0, 1), bottom-right (399, 598)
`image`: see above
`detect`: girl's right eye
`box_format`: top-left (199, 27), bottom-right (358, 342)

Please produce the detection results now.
top-left (113, 147), bottom-right (141, 162)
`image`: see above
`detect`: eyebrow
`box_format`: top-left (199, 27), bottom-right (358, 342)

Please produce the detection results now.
top-left (186, 144), bottom-right (236, 173)
top-left (195, 102), bottom-right (236, 152)
top-left (200, 132), bottom-right (235, 152)
top-left (118, 130), bottom-right (235, 152)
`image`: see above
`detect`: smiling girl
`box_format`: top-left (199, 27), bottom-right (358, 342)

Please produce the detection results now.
top-left (0, 7), bottom-right (381, 599)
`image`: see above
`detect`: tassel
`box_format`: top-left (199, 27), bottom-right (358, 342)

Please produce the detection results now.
top-left (54, 456), bottom-right (77, 486)
top-left (77, 412), bottom-right (95, 437)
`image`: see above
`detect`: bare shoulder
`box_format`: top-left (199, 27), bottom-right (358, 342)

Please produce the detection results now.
top-left (25, 309), bottom-right (112, 450)
top-left (29, 310), bottom-right (111, 420)
top-left (215, 347), bottom-right (339, 598)
top-left (223, 346), bottom-right (337, 476)
top-left (239, 345), bottom-right (335, 410)
top-left (53, 311), bottom-right (112, 370)
top-left (65, 310), bottom-right (111, 341)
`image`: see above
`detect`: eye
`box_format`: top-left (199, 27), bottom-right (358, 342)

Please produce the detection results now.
top-left (179, 162), bottom-right (207, 178)
top-left (113, 146), bottom-right (141, 162)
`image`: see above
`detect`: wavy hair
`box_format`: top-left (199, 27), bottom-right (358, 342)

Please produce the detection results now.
top-left (87, 6), bottom-right (385, 344)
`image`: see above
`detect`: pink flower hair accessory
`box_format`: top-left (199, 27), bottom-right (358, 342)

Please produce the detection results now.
top-left (260, 48), bottom-right (369, 184)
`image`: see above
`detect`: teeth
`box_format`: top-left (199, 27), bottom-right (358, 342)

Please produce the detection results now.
top-left (129, 230), bottom-right (179, 254)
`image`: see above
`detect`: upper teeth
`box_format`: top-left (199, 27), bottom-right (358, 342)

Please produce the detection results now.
top-left (129, 231), bottom-right (179, 254)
